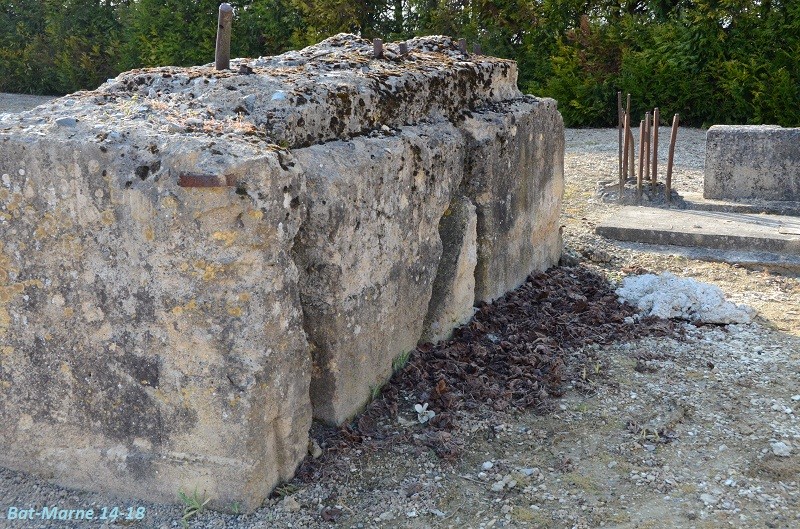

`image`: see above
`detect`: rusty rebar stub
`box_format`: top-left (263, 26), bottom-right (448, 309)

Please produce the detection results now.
top-left (178, 172), bottom-right (235, 187)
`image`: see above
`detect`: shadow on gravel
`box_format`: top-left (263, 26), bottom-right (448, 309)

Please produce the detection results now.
top-left (293, 265), bottom-right (683, 492)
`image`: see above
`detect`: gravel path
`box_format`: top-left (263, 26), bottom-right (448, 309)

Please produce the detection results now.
top-left (1, 97), bottom-right (798, 529)
top-left (0, 94), bottom-right (57, 114)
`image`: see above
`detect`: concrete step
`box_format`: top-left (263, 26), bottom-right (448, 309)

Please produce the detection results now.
top-left (596, 206), bottom-right (800, 256)
top-left (682, 192), bottom-right (800, 217)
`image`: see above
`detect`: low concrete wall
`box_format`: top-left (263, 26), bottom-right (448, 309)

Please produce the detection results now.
top-left (0, 34), bottom-right (564, 509)
top-left (705, 125), bottom-right (800, 201)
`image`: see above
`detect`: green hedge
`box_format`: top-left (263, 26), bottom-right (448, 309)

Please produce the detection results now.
top-left (1, 0), bottom-right (797, 127)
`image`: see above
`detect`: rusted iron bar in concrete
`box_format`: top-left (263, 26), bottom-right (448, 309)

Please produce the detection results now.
top-left (373, 38), bottom-right (383, 59)
top-left (644, 112), bottom-right (651, 187)
top-left (621, 113), bottom-right (630, 202)
top-left (617, 91), bottom-right (623, 183)
top-left (627, 126), bottom-right (635, 178)
top-left (651, 107), bottom-right (660, 188)
top-left (625, 93), bottom-right (632, 178)
top-left (458, 38), bottom-right (467, 54)
top-left (637, 119), bottom-right (645, 199)
top-left (665, 113), bottom-right (680, 204)
top-left (399, 42), bottom-right (408, 56)
top-left (178, 172), bottom-right (234, 187)
top-left (215, 3), bottom-right (233, 70)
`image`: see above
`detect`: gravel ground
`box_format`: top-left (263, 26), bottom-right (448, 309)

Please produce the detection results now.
top-left (0, 94), bottom-right (57, 114)
top-left (1, 97), bottom-right (799, 529)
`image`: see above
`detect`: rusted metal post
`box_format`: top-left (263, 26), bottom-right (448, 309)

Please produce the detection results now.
top-left (399, 42), bottom-right (408, 56)
top-left (617, 91), bottom-right (623, 183)
top-left (458, 38), bottom-right (467, 54)
top-left (625, 93), bottom-right (632, 178)
top-left (637, 119), bottom-right (644, 199)
top-left (644, 112), bottom-right (651, 188)
top-left (621, 113), bottom-right (630, 202)
top-left (665, 113), bottom-right (680, 204)
top-left (373, 38), bottom-right (383, 59)
top-left (215, 3), bottom-right (233, 70)
top-left (651, 107), bottom-right (660, 188)
top-left (628, 126), bottom-right (635, 178)
top-left (474, 44), bottom-right (482, 55)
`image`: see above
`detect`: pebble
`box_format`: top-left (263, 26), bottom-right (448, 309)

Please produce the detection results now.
top-left (771, 441), bottom-right (792, 457)
top-left (700, 493), bottom-right (718, 505)
top-left (282, 496), bottom-right (301, 512)
top-left (482, 461), bottom-right (494, 470)
top-left (54, 117), bottom-right (77, 127)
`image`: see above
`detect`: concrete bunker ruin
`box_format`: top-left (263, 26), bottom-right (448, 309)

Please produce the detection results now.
top-left (0, 34), bottom-right (564, 509)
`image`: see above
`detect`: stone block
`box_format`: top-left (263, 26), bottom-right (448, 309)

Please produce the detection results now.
top-left (292, 123), bottom-right (466, 425)
top-left (0, 128), bottom-right (311, 510)
top-left (458, 98), bottom-right (565, 302)
top-left (705, 125), bottom-right (800, 201)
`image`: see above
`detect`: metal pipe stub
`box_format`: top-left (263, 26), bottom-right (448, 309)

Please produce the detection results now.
top-left (215, 3), bottom-right (234, 70)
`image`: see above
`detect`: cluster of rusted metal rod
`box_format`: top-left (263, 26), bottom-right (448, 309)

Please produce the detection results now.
top-left (617, 92), bottom-right (680, 204)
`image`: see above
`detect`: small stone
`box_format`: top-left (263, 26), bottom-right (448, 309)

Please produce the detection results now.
top-left (282, 496), bottom-right (300, 512)
top-left (482, 461), bottom-right (494, 470)
top-left (491, 481), bottom-right (505, 492)
top-left (309, 439), bottom-right (323, 459)
top-left (771, 441), bottom-right (792, 457)
top-left (792, 395), bottom-right (800, 401)
top-left (700, 493), bottom-right (718, 505)
top-left (55, 117), bottom-right (77, 127)
top-left (607, 461), bottom-right (618, 469)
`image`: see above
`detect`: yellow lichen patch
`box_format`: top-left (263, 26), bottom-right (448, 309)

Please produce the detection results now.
top-left (0, 308), bottom-right (10, 336)
top-left (101, 210), bottom-right (116, 226)
top-left (161, 196), bottom-right (178, 209)
top-left (0, 189), bottom-right (9, 202)
top-left (59, 362), bottom-right (72, 377)
top-left (23, 279), bottom-right (43, 289)
top-left (171, 299), bottom-right (198, 316)
top-left (246, 209), bottom-right (264, 221)
top-left (212, 231), bottom-right (237, 247)
top-left (63, 307), bottom-right (75, 318)
top-left (144, 227), bottom-right (155, 241)
top-left (1, 346), bottom-right (12, 356)
top-left (238, 293), bottom-right (251, 303)
top-left (0, 284), bottom-right (24, 303)
top-left (192, 260), bottom-right (224, 281)
top-left (226, 306), bottom-right (243, 318)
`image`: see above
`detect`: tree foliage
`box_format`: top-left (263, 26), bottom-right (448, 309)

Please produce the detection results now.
top-left (0, 0), bottom-right (797, 126)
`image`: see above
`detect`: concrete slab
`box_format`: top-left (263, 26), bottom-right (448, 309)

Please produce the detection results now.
top-left (682, 192), bottom-right (800, 217)
top-left (596, 207), bottom-right (800, 255)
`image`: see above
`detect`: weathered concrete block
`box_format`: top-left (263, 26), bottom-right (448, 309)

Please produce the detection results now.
top-left (293, 123), bottom-right (465, 424)
top-left (705, 125), bottom-right (800, 201)
top-left (459, 98), bottom-right (565, 302)
top-left (0, 129), bottom-right (311, 510)
top-left (421, 196), bottom-right (478, 343)
top-left (0, 33), bottom-right (565, 506)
